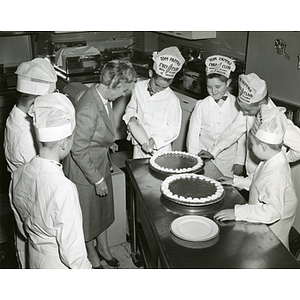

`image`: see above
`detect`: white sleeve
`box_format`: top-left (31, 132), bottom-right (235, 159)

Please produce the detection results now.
top-left (122, 88), bottom-right (138, 125)
top-left (186, 102), bottom-right (202, 155)
top-left (54, 185), bottom-right (92, 269)
top-left (232, 174), bottom-right (252, 191)
top-left (235, 132), bottom-right (247, 165)
top-left (9, 180), bottom-right (27, 239)
top-left (235, 181), bottom-right (282, 224)
top-left (209, 111), bottom-right (247, 158)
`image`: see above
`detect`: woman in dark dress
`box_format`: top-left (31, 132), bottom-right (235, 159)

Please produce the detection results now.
top-left (64, 60), bottom-right (136, 268)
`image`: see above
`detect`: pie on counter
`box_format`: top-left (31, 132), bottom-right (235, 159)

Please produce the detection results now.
top-left (149, 151), bottom-right (203, 174)
top-left (161, 173), bottom-right (224, 206)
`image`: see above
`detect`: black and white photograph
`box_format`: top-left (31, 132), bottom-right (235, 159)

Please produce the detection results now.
top-left (0, 2), bottom-right (299, 299)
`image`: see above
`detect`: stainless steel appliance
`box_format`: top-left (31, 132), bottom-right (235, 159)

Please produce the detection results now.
top-left (103, 47), bottom-right (132, 62)
top-left (54, 45), bottom-right (104, 83)
top-left (182, 59), bottom-right (206, 96)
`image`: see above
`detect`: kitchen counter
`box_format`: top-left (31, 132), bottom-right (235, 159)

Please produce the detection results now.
top-left (126, 158), bottom-right (300, 268)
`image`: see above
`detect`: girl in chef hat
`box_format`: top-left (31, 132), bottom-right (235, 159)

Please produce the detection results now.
top-left (214, 105), bottom-right (298, 249)
top-left (10, 93), bottom-right (92, 268)
top-left (187, 55), bottom-right (246, 177)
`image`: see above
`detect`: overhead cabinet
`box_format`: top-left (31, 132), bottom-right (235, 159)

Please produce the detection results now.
top-left (157, 31), bottom-right (216, 40)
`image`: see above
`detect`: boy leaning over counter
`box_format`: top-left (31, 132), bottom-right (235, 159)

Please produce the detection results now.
top-left (9, 93), bottom-right (91, 269)
top-left (123, 46), bottom-right (185, 158)
top-left (200, 73), bottom-right (300, 185)
top-left (214, 105), bottom-right (298, 249)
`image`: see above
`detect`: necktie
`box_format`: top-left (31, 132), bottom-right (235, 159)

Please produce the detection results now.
top-left (106, 102), bottom-right (116, 135)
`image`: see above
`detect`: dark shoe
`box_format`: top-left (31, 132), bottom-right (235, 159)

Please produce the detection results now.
top-left (94, 246), bottom-right (120, 267)
top-left (92, 265), bottom-right (103, 269)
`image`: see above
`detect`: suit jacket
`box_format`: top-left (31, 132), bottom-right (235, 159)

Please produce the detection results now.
top-left (64, 84), bottom-right (115, 186)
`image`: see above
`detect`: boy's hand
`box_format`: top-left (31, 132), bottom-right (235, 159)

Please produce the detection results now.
top-left (214, 209), bottom-right (235, 221)
top-left (232, 164), bottom-right (244, 176)
top-left (142, 138), bottom-right (155, 155)
top-left (198, 150), bottom-right (214, 160)
top-left (217, 176), bottom-right (233, 185)
top-left (110, 142), bottom-right (118, 153)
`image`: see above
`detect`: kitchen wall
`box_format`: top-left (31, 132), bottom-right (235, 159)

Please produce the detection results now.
top-left (33, 31), bottom-right (248, 62)
top-left (50, 31), bottom-right (134, 52)
top-left (155, 31), bottom-right (248, 61)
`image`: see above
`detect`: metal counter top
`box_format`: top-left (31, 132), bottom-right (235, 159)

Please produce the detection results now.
top-left (126, 158), bottom-right (300, 268)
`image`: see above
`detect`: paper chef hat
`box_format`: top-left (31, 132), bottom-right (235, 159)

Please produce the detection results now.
top-left (28, 93), bottom-right (75, 142)
top-left (251, 104), bottom-right (287, 145)
top-left (152, 46), bottom-right (185, 79)
top-left (205, 55), bottom-right (236, 78)
top-left (238, 73), bottom-right (268, 104)
top-left (15, 58), bottom-right (57, 95)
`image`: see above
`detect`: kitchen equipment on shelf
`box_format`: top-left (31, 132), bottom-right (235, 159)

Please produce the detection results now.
top-left (54, 45), bottom-right (104, 82)
top-left (182, 59), bottom-right (206, 96)
top-left (103, 47), bottom-right (132, 62)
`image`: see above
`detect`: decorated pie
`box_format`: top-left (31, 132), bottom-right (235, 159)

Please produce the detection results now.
top-left (149, 151), bottom-right (203, 174)
top-left (161, 173), bottom-right (224, 206)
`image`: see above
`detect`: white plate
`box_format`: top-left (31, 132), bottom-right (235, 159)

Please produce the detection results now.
top-left (170, 215), bottom-right (219, 242)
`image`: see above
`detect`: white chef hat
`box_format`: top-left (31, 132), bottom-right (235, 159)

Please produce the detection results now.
top-left (205, 55), bottom-right (236, 78)
top-left (238, 73), bottom-right (267, 104)
top-left (28, 93), bottom-right (75, 142)
top-left (152, 46), bottom-right (185, 79)
top-left (15, 58), bottom-right (57, 95)
top-left (251, 104), bottom-right (287, 145)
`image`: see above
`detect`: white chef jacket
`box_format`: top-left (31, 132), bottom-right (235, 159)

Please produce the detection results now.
top-left (187, 93), bottom-right (246, 177)
top-left (3, 105), bottom-right (38, 268)
top-left (209, 98), bottom-right (300, 176)
top-left (234, 151), bottom-right (298, 249)
top-left (9, 156), bottom-right (91, 269)
top-left (123, 79), bottom-right (182, 158)
top-left (3, 105), bottom-right (37, 173)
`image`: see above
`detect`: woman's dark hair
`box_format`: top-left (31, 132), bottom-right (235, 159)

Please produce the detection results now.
top-left (100, 60), bottom-right (137, 89)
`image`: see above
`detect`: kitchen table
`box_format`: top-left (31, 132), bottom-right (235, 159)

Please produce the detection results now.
top-left (126, 158), bottom-right (300, 268)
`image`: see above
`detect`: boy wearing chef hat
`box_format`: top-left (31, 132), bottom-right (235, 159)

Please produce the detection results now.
top-left (4, 58), bottom-right (57, 173)
top-left (123, 46), bottom-right (185, 158)
top-left (3, 58), bottom-right (57, 268)
top-left (9, 93), bottom-right (91, 269)
top-left (214, 105), bottom-right (298, 249)
top-left (200, 72), bottom-right (300, 183)
top-left (187, 55), bottom-right (246, 177)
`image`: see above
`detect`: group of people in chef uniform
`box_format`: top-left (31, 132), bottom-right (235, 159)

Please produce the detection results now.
top-left (3, 45), bottom-right (300, 269)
